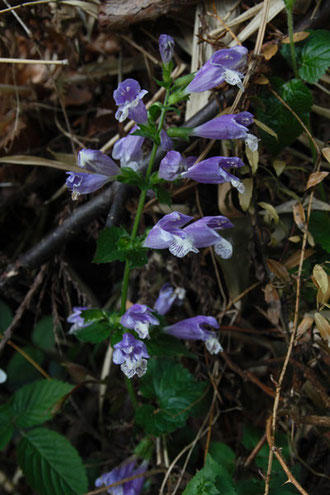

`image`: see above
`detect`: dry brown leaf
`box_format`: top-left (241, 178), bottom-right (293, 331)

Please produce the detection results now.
top-left (292, 202), bottom-right (306, 231)
top-left (289, 236), bottom-right (301, 243)
top-left (0, 155), bottom-right (85, 174)
top-left (313, 265), bottom-right (328, 295)
top-left (314, 312), bottom-right (330, 346)
top-left (305, 171), bottom-right (329, 190)
top-left (282, 31), bottom-right (310, 43)
top-left (284, 248), bottom-right (315, 269)
top-left (297, 316), bottom-right (313, 340)
top-left (258, 202), bottom-right (279, 224)
top-left (239, 178), bottom-right (253, 212)
top-left (273, 159), bottom-right (286, 177)
top-left (254, 119), bottom-right (278, 139)
top-left (245, 145), bottom-right (259, 175)
top-left (322, 147), bottom-right (330, 163)
top-left (255, 74), bottom-right (269, 85)
top-left (264, 283), bottom-right (281, 325)
top-left (267, 259), bottom-right (290, 283)
top-left (262, 43), bottom-right (278, 60)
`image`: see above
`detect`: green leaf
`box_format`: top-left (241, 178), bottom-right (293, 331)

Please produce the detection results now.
top-left (148, 102), bottom-right (162, 122)
top-left (127, 245), bottom-right (149, 269)
top-left (209, 442), bottom-right (236, 475)
top-left (12, 379), bottom-right (73, 428)
top-left (17, 427), bottom-right (88, 495)
top-left (135, 358), bottom-right (207, 435)
top-left (153, 184), bottom-right (172, 206)
top-left (0, 404), bottom-right (14, 450)
top-left (74, 321), bottom-right (111, 343)
top-left (256, 78), bottom-right (312, 154)
top-left (6, 346), bottom-right (44, 391)
top-left (309, 212), bottom-right (330, 253)
top-left (93, 226), bottom-right (128, 264)
top-left (0, 299), bottom-right (13, 332)
top-left (146, 333), bottom-right (195, 358)
top-left (117, 167), bottom-right (147, 189)
top-left (183, 454), bottom-right (237, 495)
top-left (297, 30), bottom-right (330, 83)
top-left (32, 316), bottom-right (55, 351)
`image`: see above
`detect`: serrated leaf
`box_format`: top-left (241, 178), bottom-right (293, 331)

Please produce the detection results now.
top-left (183, 454), bottom-right (237, 495)
top-left (135, 358), bottom-right (207, 435)
top-left (256, 78), bottom-right (312, 154)
top-left (297, 30), bottom-right (330, 83)
top-left (74, 321), bottom-right (111, 343)
top-left (12, 379), bottom-right (73, 428)
top-left (0, 404), bottom-right (14, 450)
top-left (209, 442), bottom-right (236, 475)
top-left (32, 316), bottom-right (55, 351)
top-left (146, 333), bottom-right (195, 359)
top-left (93, 226), bottom-right (128, 264)
top-left (17, 427), bottom-right (88, 495)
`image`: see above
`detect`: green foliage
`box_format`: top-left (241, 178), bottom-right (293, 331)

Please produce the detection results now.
top-left (11, 379), bottom-right (73, 428)
top-left (0, 404), bottom-right (14, 450)
top-left (74, 321), bottom-right (111, 343)
top-left (146, 333), bottom-right (195, 358)
top-left (17, 427), bottom-right (88, 495)
top-left (309, 211), bottom-right (330, 253)
top-left (0, 299), bottom-right (13, 331)
top-left (117, 167), bottom-right (147, 189)
top-left (183, 454), bottom-right (237, 495)
top-left (209, 442), bottom-right (236, 476)
top-left (297, 30), bottom-right (330, 83)
top-left (256, 78), bottom-right (312, 154)
top-left (32, 316), bottom-right (55, 351)
top-left (135, 358), bottom-right (208, 435)
top-left (283, 0), bottom-right (295, 10)
top-left (148, 102), bottom-right (162, 122)
top-left (6, 345), bottom-right (44, 390)
top-left (93, 226), bottom-right (148, 268)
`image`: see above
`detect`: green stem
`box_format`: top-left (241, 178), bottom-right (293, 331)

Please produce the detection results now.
top-left (287, 6), bottom-right (299, 79)
top-left (124, 375), bottom-right (138, 410)
top-left (120, 88), bottom-right (170, 314)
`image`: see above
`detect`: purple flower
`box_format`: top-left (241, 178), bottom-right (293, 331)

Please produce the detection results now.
top-left (159, 34), bottom-right (175, 64)
top-left (120, 304), bottom-right (159, 339)
top-left (66, 149), bottom-right (120, 199)
top-left (184, 216), bottom-right (234, 259)
top-left (164, 316), bottom-right (222, 354)
top-left (113, 333), bottom-right (150, 378)
top-left (154, 283), bottom-right (186, 315)
top-left (158, 150), bottom-right (196, 181)
top-left (113, 79), bottom-right (148, 124)
top-left (143, 211), bottom-right (199, 258)
top-left (187, 46), bottom-right (248, 93)
top-left (112, 127), bottom-right (144, 170)
top-left (160, 129), bottom-right (173, 152)
top-left (67, 306), bottom-right (91, 335)
top-left (143, 211), bottom-right (233, 259)
top-left (182, 156), bottom-right (245, 192)
top-left (192, 111), bottom-right (253, 139)
top-left (95, 459), bottom-right (148, 495)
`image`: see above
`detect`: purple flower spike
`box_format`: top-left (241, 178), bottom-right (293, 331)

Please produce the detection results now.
top-left (187, 46), bottom-right (248, 93)
top-left (113, 333), bottom-right (150, 378)
top-left (154, 283), bottom-right (186, 315)
top-left (143, 211), bottom-right (199, 258)
top-left (159, 34), bottom-right (175, 64)
top-left (164, 316), bottom-right (222, 354)
top-left (120, 304), bottom-right (159, 339)
top-left (184, 216), bottom-right (234, 259)
top-left (160, 129), bottom-right (174, 152)
top-left (112, 127), bottom-right (144, 170)
top-left (182, 156), bottom-right (245, 192)
top-left (113, 78), bottom-right (148, 124)
top-left (67, 306), bottom-right (91, 335)
top-left (66, 172), bottom-right (111, 199)
top-left (78, 149), bottom-right (120, 176)
top-left (159, 150), bottom-right (189, 181)
top-left (95, 459), bottom-right (148, 495)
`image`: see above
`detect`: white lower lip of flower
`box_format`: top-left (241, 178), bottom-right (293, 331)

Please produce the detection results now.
top-left (121, 358), bottom-right (148, 378)
top-left (214, 238), bottom-right (233, 259)
top-left (205, 337), bottom-right (223, 355)
top-left (230, 178), bottom-right (245, 194)
top-left (223, 69), bottom-right (244, 91)
top-left (0, 369), bottom-right (7, 384)
top-left (245, 133), bottom-right (259, 152)
top-left (169, 235), bottom-right (199, 258)
top-left (135, 321), bottom-right (150, 339)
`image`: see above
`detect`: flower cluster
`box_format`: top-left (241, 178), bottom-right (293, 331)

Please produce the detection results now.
top-left (120, 304), bottom-right (159, 339)
top-left (67, 306), bottom-right (91, 334)
top-left (143, 211), bottom-right (233, 259)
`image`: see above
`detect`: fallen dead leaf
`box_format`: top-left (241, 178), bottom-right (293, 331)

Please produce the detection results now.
top-left (282, 31), bottom-right (310, 43)
top-left (305, 171), bottom-right (329, 190)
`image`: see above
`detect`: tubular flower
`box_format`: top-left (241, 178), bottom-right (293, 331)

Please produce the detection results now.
top-left (182, 156), bottom-right (245, 192)
top-left (191, 111), bottom-right (259, 151)
top-left (95, 459), bottom-right (148, 495)
top-left (67, 306), bottom-right (91, 335)
top-left (66, 149), bottom-right (120, 199)
top-left (164, 316), bottom-right (222, 354)
top-left (186, 46), bottom-right (248, 93)
top-left (154, 283), bottom-right (186, 315)
top-left (113, 333), bottom-right (150, 378)
top-left (112, 127), bottom-right (144, 170)
top-left (143, 211), bottom-right (233, 259)
top-left (159, 34), bottom-right (175, 64)
top-left (184, 216), bottom-right (234, 259)
top-left (113, 78), bottom-right (148, 124)
top-left (160, 129), bottom-right (174, 152)
top-left (120, 304), bottom-right (159, 339)
top-left (158, 150), bottom-right (196, 181)
top-left (143, 211), bottom-right (199, 258)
